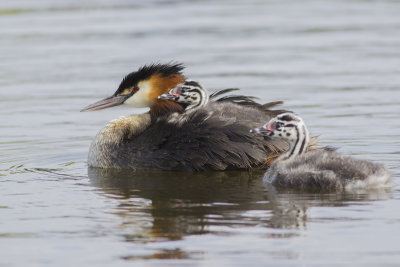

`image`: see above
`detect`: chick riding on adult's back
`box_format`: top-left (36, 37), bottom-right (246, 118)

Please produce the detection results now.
top-left (82, 62), bottom-right (292, 171)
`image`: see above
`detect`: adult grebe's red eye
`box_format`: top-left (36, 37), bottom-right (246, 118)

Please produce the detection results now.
top-left (132, 86), bottom-right (139, 93)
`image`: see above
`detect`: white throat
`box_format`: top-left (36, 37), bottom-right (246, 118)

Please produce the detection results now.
top-left (123, 80), bottom-right (152, 108)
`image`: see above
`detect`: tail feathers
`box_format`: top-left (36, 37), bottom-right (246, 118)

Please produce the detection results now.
top-left (260, 101), bottom-right (289, 116)
top-left (210, 88), bottom-right (287, 115)
top-left (210, 88), bottom-right (259, 105)
top-left (261, 101), bottom-right (283, 109)
top-left (215, 95), bottom-right (259, 106)
top-left (209, 88), bottom-right (240, 98)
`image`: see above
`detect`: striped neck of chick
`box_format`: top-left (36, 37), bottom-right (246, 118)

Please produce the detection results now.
top-left (158, 80), bottom-right (209, 110)
top-left (251, 113), bottom-right (310, 161)
top-left (81, 63), bottom-right (186, 120)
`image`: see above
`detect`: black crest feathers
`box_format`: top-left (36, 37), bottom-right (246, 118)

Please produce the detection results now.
top-left (116, 63), bottom-right (185, 94)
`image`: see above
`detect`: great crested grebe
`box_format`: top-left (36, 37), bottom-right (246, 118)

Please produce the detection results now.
top-left (81, 62), bottom-right (291, 171)
top-left (251, 113), bottom-right (392, 191)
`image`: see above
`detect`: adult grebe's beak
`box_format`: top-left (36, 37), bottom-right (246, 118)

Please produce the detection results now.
top-left (80, 95), bottom-right (129, 112)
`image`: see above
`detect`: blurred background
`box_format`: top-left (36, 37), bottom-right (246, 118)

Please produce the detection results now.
top-left (1, 0), bottom-right (399, 266)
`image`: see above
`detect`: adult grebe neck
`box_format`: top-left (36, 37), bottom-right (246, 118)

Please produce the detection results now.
top-left (149, 99), bottom-right (184, 120)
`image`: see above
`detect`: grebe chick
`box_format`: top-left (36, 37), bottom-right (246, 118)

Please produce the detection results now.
top-left (251, 113), bottom-right (392, 191)
top-left (159, 80), bottom-right (285, 113)
top-left (81, 63), bottom-right (290, 171)
top-left (158, 80), bottom-right (209, 110)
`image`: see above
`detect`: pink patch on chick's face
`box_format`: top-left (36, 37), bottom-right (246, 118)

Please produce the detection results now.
top-left (169, 87), bottom-right (182, 96)
top-left (264, 122), bottom-right (275, 131)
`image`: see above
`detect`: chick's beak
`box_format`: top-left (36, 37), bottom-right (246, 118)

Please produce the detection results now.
top-left (158, 93), bottom-right (178, 101)
top-left (80, 94), bottom-right (129, 112)
top-left (250, 123), bottom-right (275, 136)
top-left (158, 87), bottom-right (181, 101)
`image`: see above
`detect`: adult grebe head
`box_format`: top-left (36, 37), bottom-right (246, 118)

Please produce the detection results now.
top-left (158, 80), bottom-right (209, 110)
top-left (81, 63), bottom-right (186, 117)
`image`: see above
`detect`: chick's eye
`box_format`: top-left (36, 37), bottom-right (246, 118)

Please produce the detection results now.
top-left (132, 86), bottom-right (139, 93)
top-left (275, 122), bottom-right (283, 130)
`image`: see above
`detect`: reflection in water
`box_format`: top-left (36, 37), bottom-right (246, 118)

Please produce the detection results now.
top-left (88, 168), bottom-right (391, 244)
top-left (89, 168), bottom-right (268, 242)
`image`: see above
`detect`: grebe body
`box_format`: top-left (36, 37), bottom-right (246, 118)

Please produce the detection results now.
top-left (82, 63), bottom-right (288, 171)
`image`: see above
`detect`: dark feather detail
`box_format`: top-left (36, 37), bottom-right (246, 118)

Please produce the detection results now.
top-left (320, 146), bottom-right (337, 152)
top-left (261, 101), bottom-right (284, 110)
top-left (215, 95), bottom-right (258, 105)
top-left (209, 89), bottom-right (286, 115)
top-left (209, 88), bottom-right (240, 98)
top-left (210, 88), bottom-right (259, 106)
